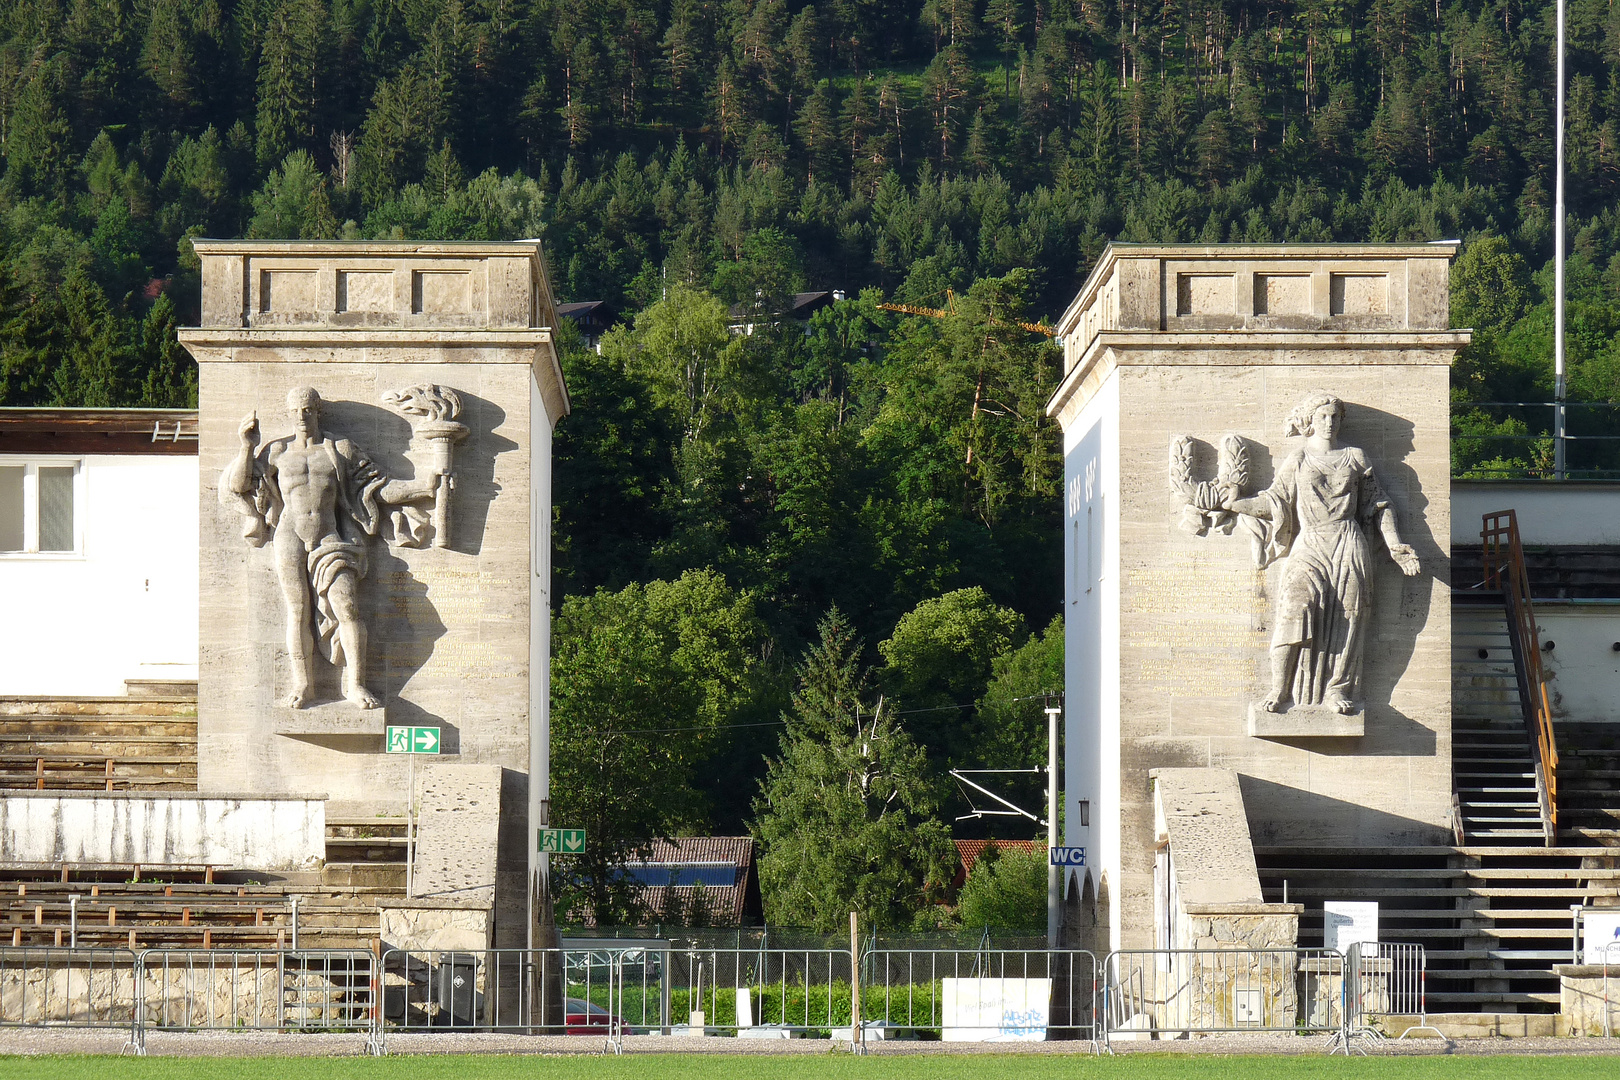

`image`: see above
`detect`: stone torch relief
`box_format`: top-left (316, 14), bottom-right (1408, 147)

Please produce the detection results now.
top-left (219, 384), bottom-right (465, 710)
top-left (1170, 391), bottom-right (1422, 729)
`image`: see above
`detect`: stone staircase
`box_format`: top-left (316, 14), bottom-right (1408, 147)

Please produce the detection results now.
top-left (1452, 595), bottom-right (1545, 844)
top-left (0, 691), bottom-right (198, 792)
top-left (1256, 844), bottom-right (1620, 1011)
top-left (1252, 588), bottom-right (1620, 1014)
top-left (0, 687), bottom-right (410, 948)
top-left (0, 865), bottom-right (391, 950)
top-left (323, 817), bottom-right (409, 892)
top-left (1555, 723), bottom-right (1620, 845)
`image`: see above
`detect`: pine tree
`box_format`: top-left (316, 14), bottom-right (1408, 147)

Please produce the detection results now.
top-left (840, 76), bottom-right (880, 192)
top-left (794, 81), bottom-right (840, 184)
top-left (982, 0), bottom-right (1025, 98)
top-left (355, 65), bottom-right (451, 203)
top-left (138, 292), bottom-right (197, 408)
top-left (5, 57), bottom-right (75, 198)
top-left (140, 0), bottom-right (221, 128)
top-left (922, 47), bottom-right (977, 166)
top-left (754, 609), bottom-right (954, 931)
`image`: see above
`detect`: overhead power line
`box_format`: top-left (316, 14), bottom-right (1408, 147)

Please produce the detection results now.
top-left (570, 690), bottom-right (1064, 737)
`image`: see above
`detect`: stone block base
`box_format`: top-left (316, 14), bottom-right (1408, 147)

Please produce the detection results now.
top-left (1556, 964), bottom-right (1620, 1035)
top-left (1247, 702), bottom-right (1364, 738)
top-left (270, 702), bottom-right (388, 737)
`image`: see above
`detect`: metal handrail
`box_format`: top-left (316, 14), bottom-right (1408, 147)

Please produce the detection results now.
top-left (1481, 509), bottom-right (1559, 844)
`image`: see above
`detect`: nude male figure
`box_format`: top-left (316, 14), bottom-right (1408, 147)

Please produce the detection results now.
top-left (223, 387), bottom-right (438, 709)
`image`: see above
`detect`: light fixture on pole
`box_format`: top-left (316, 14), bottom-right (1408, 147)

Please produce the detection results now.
top-left (1045, 704), bottom-right (1062, 948)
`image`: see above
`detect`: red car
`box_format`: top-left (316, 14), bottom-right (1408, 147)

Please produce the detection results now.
top-left (565, 997), bottom-right (625, 1035)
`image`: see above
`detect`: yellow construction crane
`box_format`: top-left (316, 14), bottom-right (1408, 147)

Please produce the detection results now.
top-left (876, 289), bottom-right (1058, 338)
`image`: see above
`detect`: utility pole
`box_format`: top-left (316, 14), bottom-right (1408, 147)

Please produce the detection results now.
top-left (1556, 0), bottom-right (1568, 480)
top-left (1044, 702), bottom-right (1062, 948)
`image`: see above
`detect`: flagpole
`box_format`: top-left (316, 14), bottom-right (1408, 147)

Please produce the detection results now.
top-left (1555, 0), bottom-right (1568, 480)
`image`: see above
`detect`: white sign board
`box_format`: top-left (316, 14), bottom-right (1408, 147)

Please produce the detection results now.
top-left (941, 978), bottom-right (1050, 1042)
top-left (1583, 910), bottom-right (1620, 965)
top-left (736, 987), bottom-right (754, 1029)
top-left (1323, 901), bottom-right (1379, 953)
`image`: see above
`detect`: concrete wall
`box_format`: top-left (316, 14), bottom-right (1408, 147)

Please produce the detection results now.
top-left (1062, 377), bottom-right (1118, 946)
top-left (1151, 768), bottom-right (1300, 951)
top-left (0, 454), bottom-right (198, 696)
top-left (1452, 482), bottom-right (1620, 546)
top-left (1539, 609), bottom-right (1620, 724)
top-left (0, 793), bottom-right (324, 870)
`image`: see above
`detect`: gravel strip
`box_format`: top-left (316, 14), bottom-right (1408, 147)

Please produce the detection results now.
top-left (4, 1028), bottom-right (1620, 1057)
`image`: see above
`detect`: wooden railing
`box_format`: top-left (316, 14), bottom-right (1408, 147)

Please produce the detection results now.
top-left (1481, 509), bottom-right (1559, 844)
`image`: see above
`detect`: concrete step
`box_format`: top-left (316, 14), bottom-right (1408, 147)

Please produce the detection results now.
top-left (1423, 993), bottom-right (1563, 1007)
top-left (321, 862), bottom-right (405, 889)
top-left (1422, 949), bottom-right (1574, 961)
top-left (1267, 866), bottom-right (1620, 879)
top-left (0, 698), bottom-right (198, 716)
top-left (1371, 926), bottom-right (1578, 940)
top-left (124, 680), bottom-right (197, 700)
top-left (1257, 845), bottom-right (1600, 857)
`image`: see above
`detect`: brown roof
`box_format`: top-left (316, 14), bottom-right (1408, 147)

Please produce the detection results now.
top-left (0, 409), bottom-right (198, 455)
top-left (952, 839), bottom-right (1041, 890)
top-left (572, 837), bottom-right (761, 928)
top-left (641, 836), bottom-right (753, 866)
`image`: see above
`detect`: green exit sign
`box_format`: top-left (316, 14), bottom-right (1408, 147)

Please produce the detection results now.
top-left (537, 828), bottom-right (586, 854)
top-left (385, 726), bottom-right (441, 754)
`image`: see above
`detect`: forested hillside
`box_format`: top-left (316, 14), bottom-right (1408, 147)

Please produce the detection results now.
top-left (3, 0), bottom-right (1614, 925)
top-left (3, 0), bottom-right (1612, 401)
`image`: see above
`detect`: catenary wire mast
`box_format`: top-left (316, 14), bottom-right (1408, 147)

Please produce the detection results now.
top-left (947, 693), bottom-right (1063, 947)
top-left (1556, 0), bottom-right (1568, 480)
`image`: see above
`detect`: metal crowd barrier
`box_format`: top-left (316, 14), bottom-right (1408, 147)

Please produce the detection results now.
top-left (1103, 948), bottom-right (1347, 1049)
top-left (1604, 940), bottom-right (1620, 1038)
top-left (0, 943), bottom-right (1446, 1052)
top-left (137, 948), bottom-right (377, 1053)
top-left (375, 945), bottom-right (858, 1049)
top-left (0, 947), bottom-right (141, 1049)
top-left (1338, 942), bottom-right (1438, 1047)
top-left (0, 946), bottom-right (376, 1054)
top-left (862, 948), bottom-right (1099, 1043)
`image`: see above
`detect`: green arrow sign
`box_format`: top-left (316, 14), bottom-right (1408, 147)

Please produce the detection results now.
top-left (537, 827), bottom-right (586, 854)
top-left (385, 726), bottom-right (441, 754)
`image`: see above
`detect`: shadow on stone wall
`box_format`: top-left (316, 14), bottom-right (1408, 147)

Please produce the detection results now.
top-left (1238, 773), bottom-right (1450, 847)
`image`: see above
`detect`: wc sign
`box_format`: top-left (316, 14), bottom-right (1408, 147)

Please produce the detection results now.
top-left (1049, 846), bottom-right (1087, 867)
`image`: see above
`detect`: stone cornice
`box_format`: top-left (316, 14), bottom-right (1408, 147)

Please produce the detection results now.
top-left (1046, 330), bottom-right (1471, 428)
top-left (180, 328), bottom-right (570, 427)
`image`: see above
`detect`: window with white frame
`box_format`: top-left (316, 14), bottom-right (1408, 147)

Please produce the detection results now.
top-left (0, 460), bottom-right (81, 554)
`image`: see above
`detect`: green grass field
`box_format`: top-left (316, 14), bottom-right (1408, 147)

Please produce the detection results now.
top-left (5, 1055), bottom-right (1620, 1080)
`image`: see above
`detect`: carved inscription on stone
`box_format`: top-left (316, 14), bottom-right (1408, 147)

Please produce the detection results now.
top-left (384, 640), bottom-right (504, 679)
top-left (1124, 558), bottom-right (1267, 654)
top-left (388, 568), bottom-right (513, 622)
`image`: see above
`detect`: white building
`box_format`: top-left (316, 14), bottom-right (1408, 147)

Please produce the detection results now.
top-left (0, 409), bottom-right (198, 696)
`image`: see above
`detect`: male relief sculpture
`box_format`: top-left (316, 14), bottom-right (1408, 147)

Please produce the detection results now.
top-left (222, 386), bottom-right (440, 709)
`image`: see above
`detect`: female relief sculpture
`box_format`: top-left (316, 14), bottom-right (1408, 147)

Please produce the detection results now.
top-left (1195, 392), bottom-right (1421, 716)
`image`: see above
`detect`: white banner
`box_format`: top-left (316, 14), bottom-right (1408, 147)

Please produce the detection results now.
top-left (941, 977), bottom-right (1050, 1041)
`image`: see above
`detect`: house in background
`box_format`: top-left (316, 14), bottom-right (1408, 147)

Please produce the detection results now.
top-left (556, 300), bottom-right (618, 351)
top-left (951, 839), bottom-right (1041, 892)
top-left (623, 837), bottom-right (762, 927)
